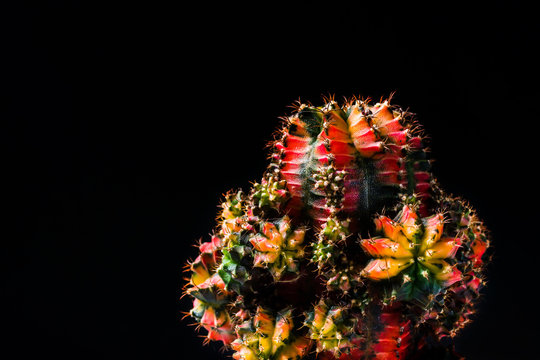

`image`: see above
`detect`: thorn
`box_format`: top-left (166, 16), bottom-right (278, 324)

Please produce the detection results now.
top-left (181, 312), bottom-right (192, 321)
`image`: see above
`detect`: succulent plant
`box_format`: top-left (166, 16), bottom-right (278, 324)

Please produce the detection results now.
top-left (182, 96), bottom-right (490, 359)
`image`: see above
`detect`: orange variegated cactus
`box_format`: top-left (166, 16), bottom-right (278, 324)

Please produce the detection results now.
top-left (186, 235), bottom-right (237, 345)
top-left (304, 300), bottom-right (359, 357)
top-left (183, 96), bottom-right (490, 360)
top-left (249, 216), bottom-right (306, 278)
top-left (232, 307), bottom-right (310, 360)
top-left (360, 206), bottom-right (462, 287)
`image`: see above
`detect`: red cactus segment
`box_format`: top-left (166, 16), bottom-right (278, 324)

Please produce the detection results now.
top-left (278, 107), bottom-right (363, 225)
top-left (347, 104), bottom-right (385, 158)
top-left (310, 110), bottom-right (358, 223)
top-left (317, 112), bottom-right (361, 219)
top-left (375, 150), bottom-right (405, 185)
top-left (311, 200), bottom-right (332, 225)
top-left (320, 113), bottom-right (361, 217)
top-left (414, 172), bottom-right (431, 186)
top-left (347, 101), bottom-right (408, 159)
top-left (341, 172), bottom-right (362, 214)
top-left (314, 141), bottom-right (356, 165)
top-left (425, 237), bottom-right (462, 259)
top-left (373, 210), bottom-right (417, 251)
top-left (279, 134), bottom-right (310, 152)
top-left (371, 101), bottom-right (399, 131)
top-left (420, 213), bottom-right (444, 252)
top-left (414, 182), bottom-right (431, 196)
top-left (195, 272), bottom-right (228, 291)
top-left (251, 234), bottom-right (281, 253)
top-left (200, 306), bottom-right (236, 345)
top-left (279, 118), bottom-right (312, 217)
top-left (308, 193), bottom-right (333, 227)
top-left (324, 116), bottom-right (355, 141)
top-left (360, 237), bottom-right (414, 259)
top-left (346, 100), bottom-right (434, 217)
top-left (469, 237), bottom-right (488, 266)
top-left (190, 236), bottom-right (222, 287)
top-left (373, 147), bottom-right (407, 189)
top-left (387, 130), bottom-right (409, 145)
top-left (362, 258), bottom-right (415, 280)
top-left (369, 305), bottom-right (412, 360)
top-left (399, 206), bottom-right (421, 237)
top-left (355, 101), bottom-right (433, 218)
top-left (199, 235), bottom-right (222, 255)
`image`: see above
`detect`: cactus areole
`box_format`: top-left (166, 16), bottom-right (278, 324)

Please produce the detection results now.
top-left (182, 96), bottom-right (490, 360)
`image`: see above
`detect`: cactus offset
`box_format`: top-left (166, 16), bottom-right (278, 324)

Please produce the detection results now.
top-left (182, 96), bottom-right (490, 359)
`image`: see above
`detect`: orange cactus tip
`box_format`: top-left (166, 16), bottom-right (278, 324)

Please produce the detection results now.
top-left (469, 238), bottom-right (488, 265)
top-left (273, 310), bottom-right (293, 346)
top-left (254, 307), bottom-right (275, 335)
top-left (253, 251), bottom-right (280, 267)
top-left (250, 234), bottom-right (281, 253)
top-left (196, 272), bottom-right (227, 291)
top-left (200, 307), bottom-right (236, 345)
top-left (199, 235), bottom-right (222, 254)
top-left (374, 215), bottom-right (393, 233)
top-left (190, 260), bottom-right (211, 287)
top-left (231, 341), bottom-right (258, 360)
top-left (235, 309), bottom-right (250, 321)
top-left (360, 238), bottom-right (413, 259)
top-left (399, 205), bottom-right (419, 224)
top-left (277, 336), bottom-right (311, 360)
top-left (362, 258), bottom-right (414, 280)
top-left (467, 274), bottom-right (482, 292)
top-left (206, 328), bottom-right (237, 345)
top-left (438, 266), bottom-right (462, 287)
top-left (310, 302), bottom-right (329, 331)
top-left (424, 237), bottom-right (462, 259)
top-left (287, 229), bottom-right (306, 248)
top-left (374, 215), bottom-right (413, 250)
top-left (420, 259), bottom-right (462, 287)
top-left (263, 222), bottom-right (283, 242)
top-left (222, 218), bottom-right (244, 234)
top-left (399, 206), bottom-right (422, 240)
top-left (419, 213), bottom-right (445, 253)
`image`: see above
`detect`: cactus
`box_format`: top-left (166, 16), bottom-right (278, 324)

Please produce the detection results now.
top-left (182, 96), bottom-right (490, 359)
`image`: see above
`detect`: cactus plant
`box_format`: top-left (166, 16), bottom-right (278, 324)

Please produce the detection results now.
top-left (182, 96), bottom-right (490, 359)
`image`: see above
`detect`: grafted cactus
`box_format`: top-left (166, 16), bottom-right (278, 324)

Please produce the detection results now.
top-left (182, 96), bottom-right (490, 359)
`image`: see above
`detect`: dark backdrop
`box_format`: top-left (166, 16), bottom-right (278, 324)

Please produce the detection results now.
top-left (5, 1), bottom-right (539, 359)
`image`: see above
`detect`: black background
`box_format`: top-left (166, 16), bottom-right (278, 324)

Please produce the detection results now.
top-left (4, 1), bottom-right (539, 359)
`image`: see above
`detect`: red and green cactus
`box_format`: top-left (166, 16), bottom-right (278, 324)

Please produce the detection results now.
top-left (182, 96), bottom-right (490, 359)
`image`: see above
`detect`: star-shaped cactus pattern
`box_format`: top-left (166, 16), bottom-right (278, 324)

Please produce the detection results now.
top-left (304, 300), bottom-right (359, 357)
top-left (232, 307), bottom-right (311, 360)
top-left (249, 216), bottom-right (307, 279)
top-left (360, 205), bottom-right (462, 302)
